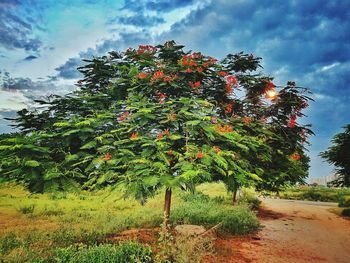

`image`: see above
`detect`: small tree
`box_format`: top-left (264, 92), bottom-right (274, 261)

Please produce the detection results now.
top-left (320, 124), bottom-right (350, 187)
top-left (0, 41), bottom-right (312, 228)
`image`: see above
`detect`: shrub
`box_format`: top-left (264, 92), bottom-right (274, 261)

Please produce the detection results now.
top-left (55, 242), bottom-right (154, 263)
top-left (341, 208), bottom-right (350, 217)
top-left (338, 196), bottom-right (350, 207)
top-left (0, 233), bottom-right (21, 255)
top-left (237, 188), bottom-right (261, 210)
top-left (172, 193), bottom-right (259, 235)
top-left (18, 204), bottom-right (35, 214)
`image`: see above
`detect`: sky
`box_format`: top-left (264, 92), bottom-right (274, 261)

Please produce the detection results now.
top-left (0, 0), bottom-right (349, 180)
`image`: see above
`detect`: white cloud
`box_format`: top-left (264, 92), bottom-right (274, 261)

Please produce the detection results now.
top-left (0, 89), bottom-right (30, 111)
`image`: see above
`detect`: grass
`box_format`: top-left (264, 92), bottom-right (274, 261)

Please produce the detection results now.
top-left (276, 186), bottom-right (350, 203)
top-left (55, 242), bottom-right (154, 263)
top-left (0, 182), bottom-right (259, 262)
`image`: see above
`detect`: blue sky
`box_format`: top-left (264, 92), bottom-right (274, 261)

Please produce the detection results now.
top-left (1, 0), bottom-right (349, 180)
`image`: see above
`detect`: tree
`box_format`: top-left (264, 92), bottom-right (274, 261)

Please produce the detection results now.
top-left (320, 125), bottom-right (350, 187)
top-left (0, 41), bottom-right (312, 228)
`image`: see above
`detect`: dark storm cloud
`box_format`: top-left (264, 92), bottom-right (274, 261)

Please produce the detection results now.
top-left (0, 0), bottom-right (42, 52)
top-left (1, 71), bottom-right (74, 97)
top-left (23, 55), bottom-right (38, 61)
top-left (55, 58), bottom-right (83, 79)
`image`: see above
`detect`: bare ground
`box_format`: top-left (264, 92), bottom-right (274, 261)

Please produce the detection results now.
top-left (206, 198), bottom-right (350, 263)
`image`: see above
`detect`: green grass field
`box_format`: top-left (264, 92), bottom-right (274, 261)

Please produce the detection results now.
top-left (0, 182), bottom-right (259, 262)
top-left (278, 186), bottom-right (350, 203)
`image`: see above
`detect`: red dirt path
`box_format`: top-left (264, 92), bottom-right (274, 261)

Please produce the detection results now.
top-left (205, 198), bottom-right (350, 263)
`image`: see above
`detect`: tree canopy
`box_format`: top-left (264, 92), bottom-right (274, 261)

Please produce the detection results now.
top-left (321, 124), bottom-right (350, 187)
top-left (0, 41), bottom-right (313, 226)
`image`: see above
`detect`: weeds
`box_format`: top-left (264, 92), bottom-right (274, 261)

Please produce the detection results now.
top-left (18, 204), bottom-right (35, 214)
top-left (55, 242), bottom-right (154, 263)
top-left (172, 193), bottom-right (259, 235)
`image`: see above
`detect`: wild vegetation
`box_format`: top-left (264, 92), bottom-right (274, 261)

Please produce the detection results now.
top-left (0, 182), bottom-right (258, 262)
top-left (0, 42), bottom-right (313, 261)
top-left (276, 186), bottom-right (350, 203)
top-left (321, 124), bottom-right (350, 187)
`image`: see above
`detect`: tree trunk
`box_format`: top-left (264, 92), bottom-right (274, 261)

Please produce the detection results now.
top-left (163, 188), bottom-right (172, 230)
top-left (232, 189), bottom-right (238, 205)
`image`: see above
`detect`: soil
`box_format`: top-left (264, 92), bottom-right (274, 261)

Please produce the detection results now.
top-left (205, 198), bottom-right (350, 263)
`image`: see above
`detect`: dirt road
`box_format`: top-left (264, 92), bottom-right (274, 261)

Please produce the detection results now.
top-left (208, 198), bottom-right (350, 263)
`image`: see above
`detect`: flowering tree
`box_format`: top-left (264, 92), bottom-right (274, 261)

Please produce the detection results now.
top-left (0, 41), bottom-right (312, 228)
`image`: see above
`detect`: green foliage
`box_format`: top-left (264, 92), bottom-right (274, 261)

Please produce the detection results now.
top-left (237, 188), bottom-right (261, 210)
top-left (55, 242), bottom-right (154, 263)
top-left (172, 193), bottom-right (259, 235)
top-left (18, 204), bottom-right (35, 214)
top-left (320, 124), bottom-right (350, 187)
top-left (0, 41), bottom-right (312, 199)
top-left (278, 186), bottom-right (350, 202)
top-left (0, 233), bottom-right (21, 255)
top-left (338, 196), bottom-right (350, 207)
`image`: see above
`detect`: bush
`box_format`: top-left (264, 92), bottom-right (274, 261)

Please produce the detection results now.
top-left (338, 196), bottom-right (350, 207)
top-left (18, 204), bottom-right (35, 214)
top-left (55, 242), bottom-right (154, 263)
top-left (341, 208), bottom-right (350, 217)
top-left (0, 233), bottom-right (21, 255)
top-left (237, 188), bottom-right (261, 210)
top-left (172, 193), bottom-right (259, 235)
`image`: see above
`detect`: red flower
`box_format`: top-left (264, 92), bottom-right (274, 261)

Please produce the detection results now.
top-left (197, 67), bottom-right (203, 73)
top-left (164, 75), bottom-right (172, 82)
top-left (151, 70), bottom-right (164, 82)
top-left (167, 150), bottom-right (173, 155)
top-left (216, 124), bottom-right (233, 133)
top-left (163, 129), bottom-right (170, 136)
top-left (265, 81), bottom-right (276, 90)
top-left (103, 153), bottom-right (112, 161)
top-left (291, 152), bottom-right (301, 161)
top-left (203, 62), bottom-right (210, 68)
top-left (288, 114), bottom-right (297, 128)
top-left (218, 71), bottom-right (227, 77)
top-left (137, 72), bottom-right (148, 79)
top-left (157, 93), bottom-right (167, 104)
top-left (157, 132), bottom-right (163, 140)
top-left (130, 132), bottom-right (138, 140)
top-left (195, 81), bottom-right (201, 87)
top-left (214, 146), bottom-right (221, 154)
top-left (118, 111), bottom-right (129, 122)
top-left (243, 117), bottom-right (252, 125)
top-left (224, 103), bottom-right (233, 114)
top-left (159, 93), bottom-right (167, 99)
top-left (185, 68), bottom-right (193, 73)
top-left (189, 61), bottom-right (197, 67)
top-left (196, 152), bottom-right (205, 159)
top-left (208, 57), bottom-right (218, 64)
top-left (226, 75), bottom-right (238, 86)
top-left (226, 83), bottom-right (233, 95)
top-left (211, 116), bottom-right (218, 124)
